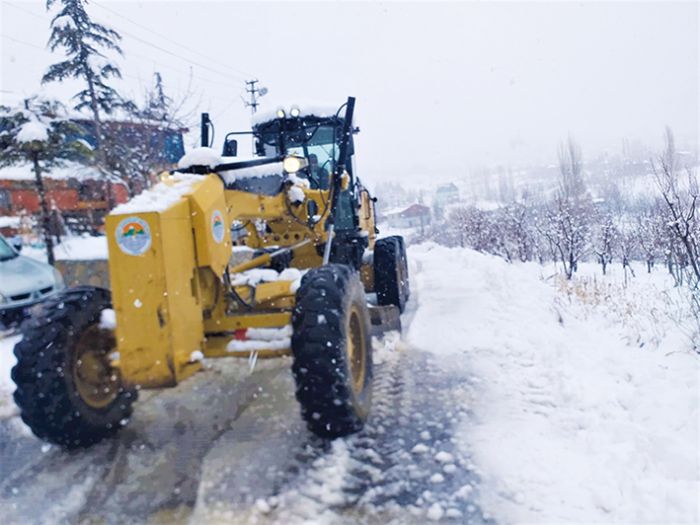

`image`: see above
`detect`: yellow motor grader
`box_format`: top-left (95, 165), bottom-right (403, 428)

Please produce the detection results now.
top-left (11, 97), bottom-right (409, 448)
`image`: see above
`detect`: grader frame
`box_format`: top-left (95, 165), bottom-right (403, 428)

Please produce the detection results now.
top-left (11, 97), bottom-right (409, 447)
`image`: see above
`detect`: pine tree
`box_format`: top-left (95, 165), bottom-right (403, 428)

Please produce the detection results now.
top-left (42, 0), bottom-right (131, 159)
top-left (0, 97), bottom-right (91, 265)
top-left (142, 72), bottom-right (173, 122)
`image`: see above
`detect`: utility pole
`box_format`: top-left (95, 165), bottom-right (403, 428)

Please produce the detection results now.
top-left (244, 79), bottom-right (267, 115)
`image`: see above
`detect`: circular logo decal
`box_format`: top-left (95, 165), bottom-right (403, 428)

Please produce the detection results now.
top-left (211, 209), bottom-right (225, 243)
top-left (115, 217), bottom-right (152, 256)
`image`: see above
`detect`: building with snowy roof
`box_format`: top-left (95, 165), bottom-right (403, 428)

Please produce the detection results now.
top-left (383, 203), bottom-right (431, 230)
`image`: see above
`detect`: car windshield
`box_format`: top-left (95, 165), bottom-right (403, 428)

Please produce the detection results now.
top-left (0, 236), bottom-right (17, 261)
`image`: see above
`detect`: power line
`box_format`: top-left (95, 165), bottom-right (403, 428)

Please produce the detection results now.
top-left (0, 32), bottom-right (233, 106)
top-left (123, 48), bottom-right (239, 90)
top-left (94, 24), bottom-right (247, 84)
top-left (3, 1), bottom-right (44, 20)
top-left (1, 33), bottom-right (45, 51)
top-left (5, 1), bottom-right (251, 85)
top-left (89, 0), bottom-right (255, 81)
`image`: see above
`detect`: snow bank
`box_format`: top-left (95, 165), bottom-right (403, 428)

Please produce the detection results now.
top-left (111, 173), bottom-right (202, 214)
top-left (0, 161), bottom-right (108, 182)
top-left (56, 235), bottom-right (108, 260)
top-left (0, 216), bottom-right (21, 228)
top-left (407, 243), bottom-right (699, 524)
top-left (23, 235), bottom-right (108, 262)
top-left (0, 335), bottom-right (20, 418)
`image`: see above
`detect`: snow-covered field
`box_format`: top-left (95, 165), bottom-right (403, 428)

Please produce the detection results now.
top-left (1, 242), bottom-right (698, 523)
top-left (408, 244), bottom-right (699, 523)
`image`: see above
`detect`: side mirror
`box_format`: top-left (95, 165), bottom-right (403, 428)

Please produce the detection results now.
top-left (255, 140), bottom-right (266, 157)
top-left (222, 138), bottom-right (238, 157)
top-left (10, 236), bottom-right (22, 252)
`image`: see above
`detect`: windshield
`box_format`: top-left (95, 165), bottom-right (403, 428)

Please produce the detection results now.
top-left (259, 123), bottom-right (339, 171)
top-left (0, 236), bottom-right (17, 261)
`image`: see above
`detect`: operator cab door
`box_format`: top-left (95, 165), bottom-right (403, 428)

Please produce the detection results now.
top-left (334, 141), bottom-right (358, 232)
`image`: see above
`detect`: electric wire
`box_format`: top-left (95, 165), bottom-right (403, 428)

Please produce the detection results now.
top-left (89, 0), bottom-right (255, 80)
top-left (0, 32), bottom-right (238, 108)
top-left (5, 2), bottom-right (254, 86)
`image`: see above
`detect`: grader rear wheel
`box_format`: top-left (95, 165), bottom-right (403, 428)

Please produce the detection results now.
top-left (291, 264), bottom-right (373, 438)
top-left (375, 236), bottom-right (410, 312)
top-left (11, 287), bottom-right (136, 449)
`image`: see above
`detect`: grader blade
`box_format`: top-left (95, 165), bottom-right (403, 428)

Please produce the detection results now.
top-left (368, 305), bottom-right (402, 337)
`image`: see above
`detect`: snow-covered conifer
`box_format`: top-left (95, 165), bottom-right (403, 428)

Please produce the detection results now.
top-left (0, 97), bottom-right (91, 264)
top-left (42, 0), bottom-right (132, 155)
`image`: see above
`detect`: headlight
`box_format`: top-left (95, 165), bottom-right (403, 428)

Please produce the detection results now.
top-left (276, 108), bottom-right (286, 119)
top-left (283, 155), bottom-right (308, 174)
top-left (290, 106), bottom-right (301, 118)
top-left (53, 268), bottom-right (65, 290)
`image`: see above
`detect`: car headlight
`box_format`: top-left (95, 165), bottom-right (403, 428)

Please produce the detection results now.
top-left (283, 155), bottom-right (308, 174)
top-left (53, 268), bottom-right (65, 290)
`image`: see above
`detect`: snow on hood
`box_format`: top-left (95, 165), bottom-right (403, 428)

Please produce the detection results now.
top-left (177, 147), bottom-right (222, 170)
top-left (0, 254), bottom-right (56, 297)
top-left (219, 161), bottom-right (285, 185)
top-left (176, 147), bottom-right (285, 184)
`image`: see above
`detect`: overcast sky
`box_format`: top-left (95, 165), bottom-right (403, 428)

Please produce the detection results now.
top-left (1, 1), bottom-right (698, 185)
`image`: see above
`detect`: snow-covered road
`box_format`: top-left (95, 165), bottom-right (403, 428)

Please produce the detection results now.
top-left (0, 248), bottom-right (490, 524)
top-left (0, 243), bottom-right (698, 524)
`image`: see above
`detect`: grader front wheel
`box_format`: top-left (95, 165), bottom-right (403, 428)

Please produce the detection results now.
top-left (11, 287), bottom-right (136, 449)
top-left (291, 264), bottom-right (373, 438)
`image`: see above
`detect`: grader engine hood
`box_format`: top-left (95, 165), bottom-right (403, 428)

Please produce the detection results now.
top-left (106, 173), bottom-right (231, 388)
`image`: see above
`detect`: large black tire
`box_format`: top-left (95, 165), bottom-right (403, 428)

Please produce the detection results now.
top-left (374, 236), bottom-right (410, 312)
top-left (291, 264), bottom-right (373, 438)
top-left (11, 287), bottom-right (136, 449)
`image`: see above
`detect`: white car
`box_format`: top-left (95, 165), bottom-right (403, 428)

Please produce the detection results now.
top-left (0, 235), bottom-right (65, 325)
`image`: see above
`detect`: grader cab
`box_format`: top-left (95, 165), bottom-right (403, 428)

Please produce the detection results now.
top-left (11, 97), bottom-right (410, 448)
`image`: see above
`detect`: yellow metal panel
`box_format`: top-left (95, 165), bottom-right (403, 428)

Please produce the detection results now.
top-left (189, 175), bottom-right (231, 276)
top-left (204, 311), bottom-right (291, 333)
top-left (107, 200), bottom-right (204, 388)
top-left (224, 190), bottom-right (286, 219)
